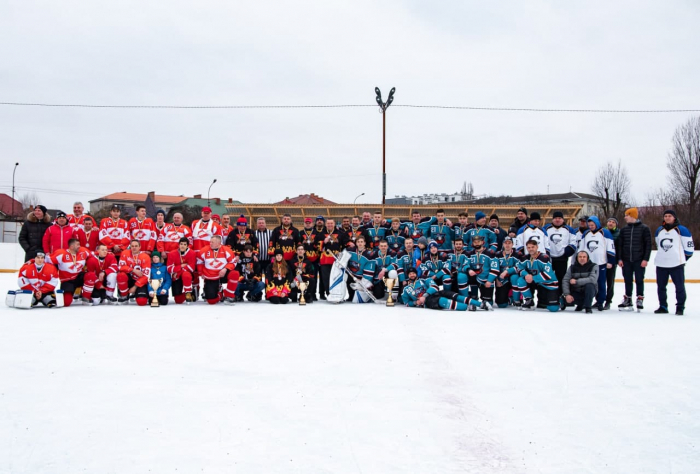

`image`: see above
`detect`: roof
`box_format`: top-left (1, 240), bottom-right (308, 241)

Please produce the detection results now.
top-left (467, 191), bottom-right (599, 205)
top-left (276, 193), bottom-right (336, 205)
top-left (0, 193), bottom-right (24, 217)
top-left (89, 192), bottom-right (188, 204)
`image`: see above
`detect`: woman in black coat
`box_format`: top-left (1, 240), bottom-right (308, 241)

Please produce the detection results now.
top-left (18, 205), bottom-right (53, 262)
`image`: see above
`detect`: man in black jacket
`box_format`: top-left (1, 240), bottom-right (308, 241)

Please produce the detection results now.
top-left (508, 207), bottom-right (529, 237)
top-left (617, 208), bottom-right (652, 311)
top-left (18, 205), bottom-right (52, 262)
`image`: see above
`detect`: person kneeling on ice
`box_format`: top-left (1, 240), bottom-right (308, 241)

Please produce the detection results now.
top-left (266, 249), bottom-right (292, 304)
top-left (15, 252), bottom-right (60, 308)
top-left (167, 237), bottom-right (197, 304)
top-left (46, 238), bottom-right (92, 307)
top-left (463, 234), bottom-right (499, 310)
top-left (346, 236), bottom-right (376, 303)
top-left (116, 240), bottom-right (152, 305)
top-left (370, 240), bottom-right (400, 300)
top-left (495, 236), bottom-right (524, 308)
top-left (513, 239), bottom-right (559, 311)
top-left (561, 250), bottom-right (599, 313)
top-left (197, 235), bottom-right (239, 305)
top-left (401, 267), bottom-right (480, 311)
top-left (83, 243), bottom-right (118, 304)
top-left (148, 251), bottom-right (171, 306)
top-left (235, 244), bottom-right (265, 302)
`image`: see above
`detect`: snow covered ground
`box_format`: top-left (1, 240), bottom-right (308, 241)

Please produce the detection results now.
top-left (1, 259), bottom-right (699, 472)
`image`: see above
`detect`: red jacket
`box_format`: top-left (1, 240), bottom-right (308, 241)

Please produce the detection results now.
top-left (18, 261), bottom-right (60, 293)
top-left (74, 228), bottom-right (100, 252)
top-left (43, 224), bottom-right (74, 254)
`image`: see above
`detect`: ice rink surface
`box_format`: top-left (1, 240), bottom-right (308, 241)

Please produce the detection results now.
top-left (1, 272), bottom-right (699, 473)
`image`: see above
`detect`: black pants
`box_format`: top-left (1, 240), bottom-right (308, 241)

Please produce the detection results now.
top-left (469, 275), bottom-right (493, 302)
top-left (605, 264), bottom-right (617, 304)
top-left (495, 283), bottom-right (511, 306)
top-left (314, 264), bottom-right (324, 297)
top-left (268, 296), bottom-right (289, 304)
top-left (571, 284), bottom-right (596, 308)
top-left (203, 278), bottom-right (224, 301)
top-left (372, 280), bottom-right (386, 299)
top-left (622, 260), bottom-right (646, 297)
top-left (290, 277), bottom-right (316, 302)
top-left (657, 265), bottom-right (686, 310)
top-left (61, 273), bottom-right (85, 295)
top-left (150, 294), bottom-right (169, 306)
top-left (552, 257), bottom-right (569, 297)
top-left (259, 260), bottom-right (271, 279)
top-left (320, 264), bottom-right (333, 297)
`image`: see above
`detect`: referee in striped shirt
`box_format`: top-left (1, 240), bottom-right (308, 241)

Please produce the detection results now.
top-left (255, 217), bottom-right (273, 276)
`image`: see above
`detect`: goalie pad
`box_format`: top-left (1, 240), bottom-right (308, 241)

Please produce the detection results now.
top-left (55, 289), bottom-right (65, 308)
top-left (327, 251), bottom-right (351, 303)
top-left (12, 290), bottom-right (34, 309)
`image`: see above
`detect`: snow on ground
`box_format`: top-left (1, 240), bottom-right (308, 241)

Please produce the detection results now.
top-left (1, 274), bottom-right (699, 473)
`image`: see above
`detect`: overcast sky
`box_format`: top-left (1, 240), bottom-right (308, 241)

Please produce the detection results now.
top-left (1, 1), bottom-right (699, 212)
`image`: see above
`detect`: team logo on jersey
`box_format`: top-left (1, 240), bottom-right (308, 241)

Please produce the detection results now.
top-left (210, 259), bottom-right (224, 269)
top-left (529, 235), bottom-right (540, 243)
top-left (411, 230), bottom-right (422, 239)
top-left (434, 233), bottom-right (445, 245)
top-left (660, 238), bottom-right (674, 251)
top-left (347, 260), bottom-right (360, 273)
top-left (549, 234), bottom-right (563, 244)
top-left (587, 241), bottom-right (599, 253)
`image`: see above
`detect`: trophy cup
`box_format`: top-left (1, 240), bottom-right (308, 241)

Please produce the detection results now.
top-left (150, 279), bottom-right (161, 307)
top-left (298, 280), bottom-right (307, 306)
top-left (384, 277), bottom-right (397, 307)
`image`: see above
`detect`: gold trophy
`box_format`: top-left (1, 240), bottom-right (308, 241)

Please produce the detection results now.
top-left (150, 279), bottom-right (161, 307)
top-left (298, 280), bottom-right (307, 306)
top-left (384, 277), bottom-right (397, 307)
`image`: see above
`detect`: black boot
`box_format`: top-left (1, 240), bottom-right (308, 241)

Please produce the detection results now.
top-left (654, 307), bottom-right (669, 314)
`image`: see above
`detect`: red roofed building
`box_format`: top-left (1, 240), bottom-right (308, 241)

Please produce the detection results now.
top-left (276, 193), bottom-right (336, 205)
top-left (0, 193), bottom-right (24, 218)
top-left (89, 191), bottom-right (189, 214)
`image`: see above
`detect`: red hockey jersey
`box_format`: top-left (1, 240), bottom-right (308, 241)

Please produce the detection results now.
top-left (118, 250), bottom-right (151, 286)
top-left (86, 253), bottom-right (118, 277)
top-left (46, 247), bottom-right (92, 282)
top-left (18, 261), bottom-right (60, 293)
top-left (196, 245), bottom-right (235, 280)
top-left (128, 218), bottom-right (157, 252)
top-left (167, 248), bottom-right (197, 276)
top-left (74, 228), bottom-right (100, 252)
top-left (67, 214), bottom-right (88, 231)
top-left (99, 218), bottom-right (131, 252)
top-left (157, 223), bottom-right (193, 253)
top-left (191, 219), bottom-right (222, 251)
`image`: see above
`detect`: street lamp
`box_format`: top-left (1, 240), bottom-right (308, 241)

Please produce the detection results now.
top-left (353, 192), bottom-right (365, 205)
top-left (207, 179), bottom-right (217, 206)
top-left (12, 162), bottom-right (19, 219)
top-left (375, 87), bottom-right (395, 205)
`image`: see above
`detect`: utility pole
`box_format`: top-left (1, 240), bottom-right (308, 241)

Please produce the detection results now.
top-left (12, 162), bottom-right (19, 219)
top-left (375, 87), bottom-right (395, 206)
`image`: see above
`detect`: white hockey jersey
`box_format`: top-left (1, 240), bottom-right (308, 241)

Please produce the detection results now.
top-left (579, 228), bottom-right (615, 266)
top-left (543, 224), bottom-right (576, 258)
top-left (654, 225), bottom-right (694, 268)
top-left (515, 224), bottom-right (549, 255)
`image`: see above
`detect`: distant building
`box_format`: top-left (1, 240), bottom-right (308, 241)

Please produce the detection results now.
top-left (387, 193), bottom-right (469, 205)
top-left (467, 191), bottom-right (602, 218)
top-left (0, 193), bottom-right (24, 219)
top-left (276, 193), bottom-right (336, 205)
top-left (89, 192), bottom-right (189, 214)
top-left (178, 195), bottom-right (242, 216)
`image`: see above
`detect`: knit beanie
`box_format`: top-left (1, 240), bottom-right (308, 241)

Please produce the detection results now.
top-left (625, 208), bottom-right (639, 220)
top-left (237, 215), bottom-right (247, 226)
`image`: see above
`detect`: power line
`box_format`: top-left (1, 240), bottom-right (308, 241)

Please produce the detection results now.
top-left (0, 101), bottom-right (698, 113)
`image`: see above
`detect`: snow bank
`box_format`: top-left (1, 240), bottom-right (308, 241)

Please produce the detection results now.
top-left (0, 243), bottom-right (26, 271)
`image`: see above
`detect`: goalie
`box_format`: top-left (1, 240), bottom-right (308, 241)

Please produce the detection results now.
top-left (9, 252), bottom-right (61, 308)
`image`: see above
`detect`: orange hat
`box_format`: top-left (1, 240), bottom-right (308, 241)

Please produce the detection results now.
top-left (625, 208), bottom-right (638, 220)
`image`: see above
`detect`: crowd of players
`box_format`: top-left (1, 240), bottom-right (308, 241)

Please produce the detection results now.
top-left (13, 201), bottom-right (694, 315)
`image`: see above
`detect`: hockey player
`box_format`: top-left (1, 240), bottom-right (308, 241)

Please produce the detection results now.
top-left (45, 238), bottom-right (92, 307)
top-left (394, 237), bottom-right (419, 301)
top-left (571, 216), bottom-right (589, 263)
top-left (463, 234), bottom-right (498, 310)
top-left (603, 217), bottom-right (622, 310)
top-left (158, 212), bottom-right (193, 254)
top-left (419, 240), bottom-right (446, 280)
top-left (74, 216), bottom-right (99, 251)
top-left (360, 212), bottom-right (372, 227)
top-left (400, 211), bottom-right (433, 244)
top-left (579, 216), bottom-right (616, 311)
top-left (370, 240), bottom-right (399, 300)
top-left (318, 218), bottom-right (344, 300)
top-left (116, 239), bottom-right (152, 305)
top-left (514, 239), bottom-right (559, 311)
top-left (543, 211), bottom-right (577, 304)
top-left (43, 211), bottom-right (74, 254)
top-left (17, 252), bottom-right (60, 307)
top-left (452, 212), bottom-right (473, 244)
top-left (386, 218), bottom-right (407, 256)
top-left (508, 207), bottom-right (529, 238)
top-left (298, 217), bottom-right (323, 298)
top-left (345, 216), bottom-right (368, 248)
top-left (654, 210), bottom-right (693, 315)
top-left (197, 235), bottom-right (239, 305)
top-left (489, 214), bottom-right (507, 252)
top-left (148, 251), bottom-right (171, 306)
top-left (167, 237), bottom-right (196, 304)
top-left (515, 212), bottom-right (549, 255)
top-left (426, 209), bottom-right (454, 254)
top-left (99, 205), bottom-right (130, 257)
top-left (192, 206), bottom-right (223, 252)
top-left (465, 211), bottom-right (497, 252)
top-left (235, 244), bottom-right (264, 302)
top-left (401, 267), bottom-right (480, 311)
top-left (289, 243), bottom-right (316, 303)
top-left (220, 214), bottom-right (234, 240)
top-left (154, 210), bottom-right (167, 258)
top-left (83, 244), bottom-right (118, 304)
top-left (225, 215), bottom-right (259, 256)
top-left (617, 208), bottom-right (652, 312)
top-left (346, 235), bottom-right (375, 302)
top-left (67, 202), bottom-right (88, 231)
top-left (128, 205), bottom-right (157, 254)
top-left (415, 237), bottom-right (429, 266)
top-left (266, 249), bottom-right (292, 304)
top-left (363, 211), bottom-right (390, 249)
top-left (495, 237), bottom-right (524, 308)
top-left (268, 213), bottom-right (299, 261)
top-left (435, 237), bottom-right (469, 295)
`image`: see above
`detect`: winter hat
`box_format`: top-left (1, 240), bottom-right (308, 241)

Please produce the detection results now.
top-left (579, 215), bottom-right (589, 223)
top-left (503, 236), bottom-right (513, 243)
top-left (212, 214), bottom-right (221, 221)
top-left (587, 216), bottom-right (602, 229)
top-left (417, 236), bottom-right (428, 247)
top-left (201, 206), bottom-right (212, 213)
top-left (625, 208), bottom-right (639, 220)
top-left (489, 214), bottom-right (499, 222)
top-left (474, 211), bottom-right (487, 221)
top-left (663, 209), bottom-right (677, 219)
top-left (316, 215), bottom-right (326, 222)
top-left (304, 217), bottom-right (313, 223)
top-left (151, 251), bottom-right (161, 261)
top-left (552, 211), bottom-right (564, 219)
top-left (529, 212), bottom-right (541, 220)
top-left (607, 217), bottom-right (618, 226)
top-left (236, 215), bottom-right (247, 226)
top-left (34, 205), bottom-right (47, 215)
top-left (56, 211), bottom-right (67, 220)
top-left (407, 267), bottom-right (418, 276)
top-left (274, 248), bottom-right (284, 257)
top-left (156, 209), bottom-right (166, 217)
top-left (517, 207), bottom-right (528, 215)
top-left (428, 240), bottom-right (439, 249)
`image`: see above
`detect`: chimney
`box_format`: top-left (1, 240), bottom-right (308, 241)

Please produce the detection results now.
top-left (147, 191), bottom-right (155, 202)
top-left (194, 194), bottom-right (202, 199)
top-left (228, 198), bottom-right (233, 203)
top-left (215, 198), bottom-right (221, 205)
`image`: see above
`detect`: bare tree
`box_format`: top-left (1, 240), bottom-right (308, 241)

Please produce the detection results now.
top-left (18, 191), bottom-right (41, 213)
top-left (667, 116), bottom-right (700, 226)
top-left (591, 159), bottom-right (631, 219)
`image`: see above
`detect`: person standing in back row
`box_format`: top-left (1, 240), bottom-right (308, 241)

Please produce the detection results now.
top-left (616, 208), bottom-right (652, 312)
top-left (654, 210), bottom-right (693, 315)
